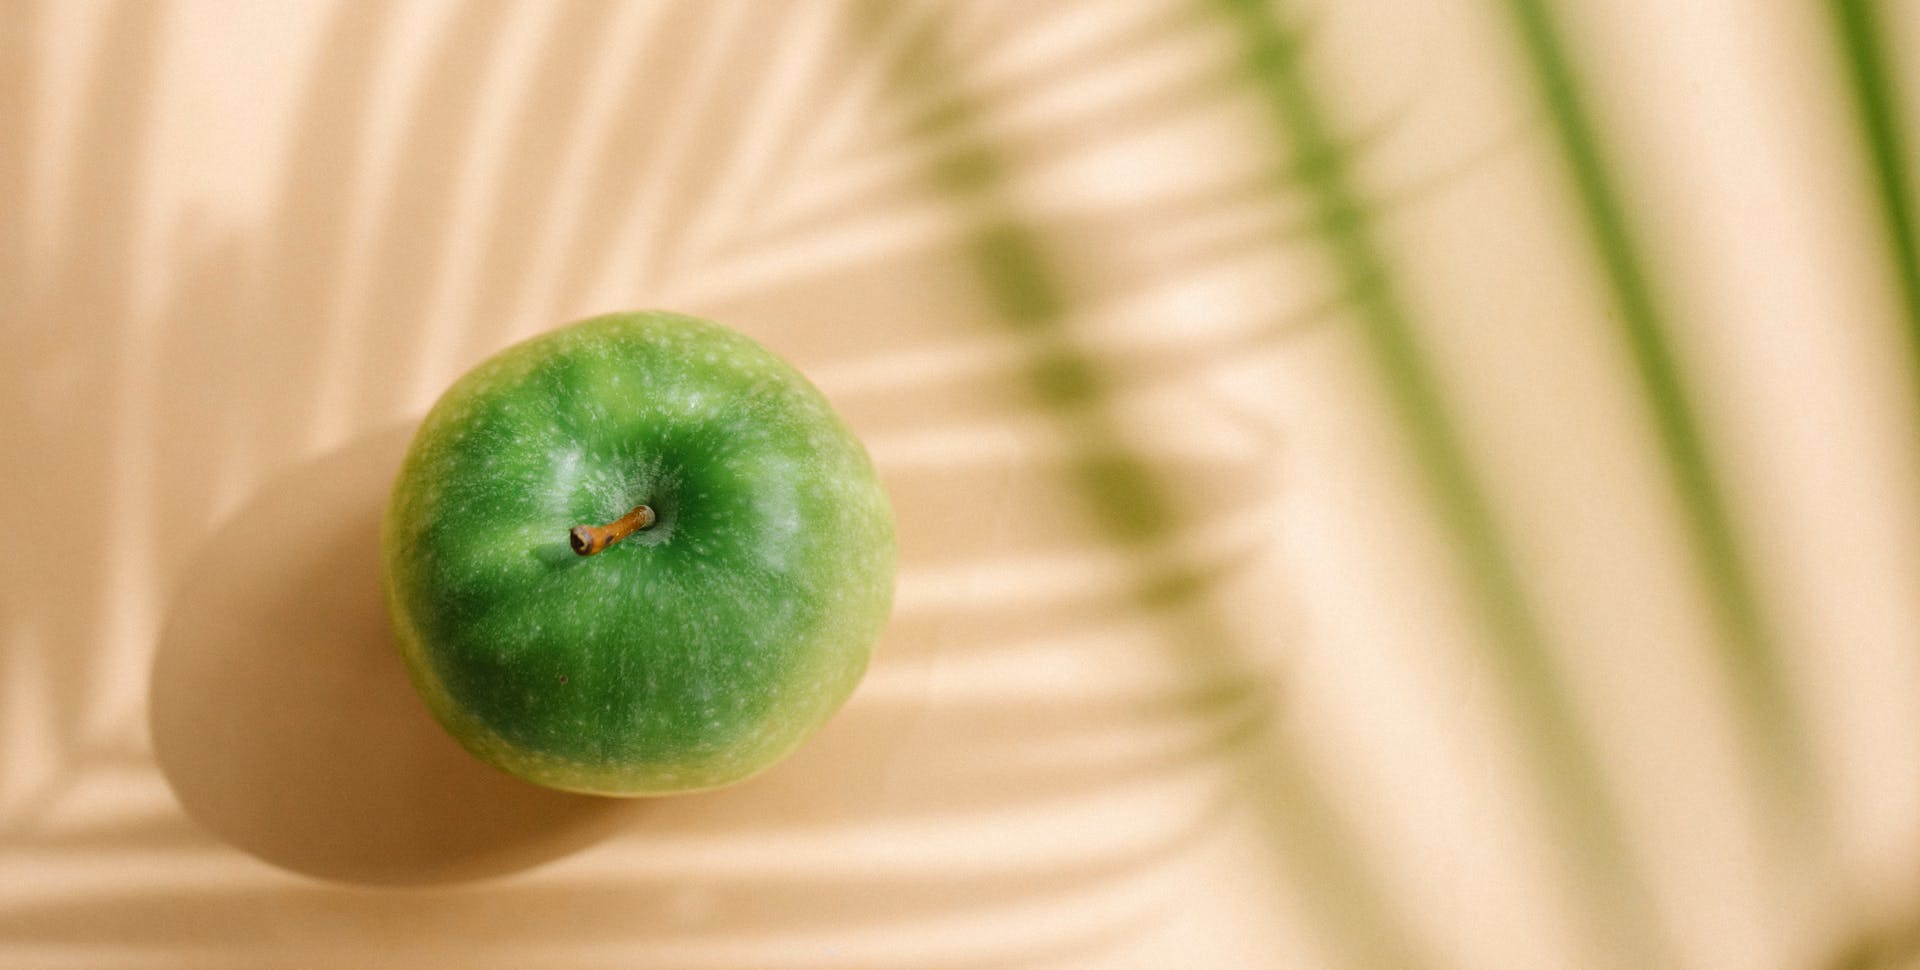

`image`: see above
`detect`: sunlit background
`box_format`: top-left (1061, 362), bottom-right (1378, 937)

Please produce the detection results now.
top-left (5, 1), bottom-right (1920, 967)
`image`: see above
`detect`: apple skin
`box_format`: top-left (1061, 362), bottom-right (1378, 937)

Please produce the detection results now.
top-left (382, 312), bottom-right (895, 796)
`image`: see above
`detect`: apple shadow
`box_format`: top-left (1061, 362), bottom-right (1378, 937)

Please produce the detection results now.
top-left (149, 424), bottom-right (637, 887)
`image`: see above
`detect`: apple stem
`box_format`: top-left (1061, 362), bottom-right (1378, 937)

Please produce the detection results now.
top-left (569, 504), bottom-right (656, 556)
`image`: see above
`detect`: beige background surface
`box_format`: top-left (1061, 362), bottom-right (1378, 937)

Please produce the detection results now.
top-left (4, 2), bottom-right (1920, 968)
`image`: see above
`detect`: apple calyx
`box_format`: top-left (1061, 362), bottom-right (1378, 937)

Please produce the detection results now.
top-left (569, 504), bottom-right (657, 557)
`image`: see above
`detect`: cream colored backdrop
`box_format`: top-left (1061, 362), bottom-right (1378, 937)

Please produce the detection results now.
top-left (4, 2), bottom-right (1920, 969)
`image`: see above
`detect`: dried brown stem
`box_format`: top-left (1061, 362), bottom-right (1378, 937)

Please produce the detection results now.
top-left (569, 504), bottom-right (656, 556)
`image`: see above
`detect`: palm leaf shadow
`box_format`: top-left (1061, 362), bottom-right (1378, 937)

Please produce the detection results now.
top-left (619, 2), bottom-right (774, 296)
top-left (6, 2), bottom-right (1299, 966)
top-left (1499, 0), bottom-right (1818, 829)
top-left (452, 0), bottom-right (627, 364)
top-left (0, 0), bottom-right (1634, 965)
top-left (340, 0), bottom-right (517, 428)
top-left (0, 0), bottom-right (42, 817)
top-left (1210, 0), bottom-right (1686, 966)
top-left (0, 0), bottom-right (166, 797)
top-left (1829, 0), bottom-right (1920, 399)
top-left (0, 0), bottom-right (470, 842)
top-left (240, 0), bottom-right (401, 470)
top-left (0, 0), bottom-right (33, 320)
top-left (845, 3), bottom-right (1473, 969)
top-left (533, 2), bottom-right (714, 321)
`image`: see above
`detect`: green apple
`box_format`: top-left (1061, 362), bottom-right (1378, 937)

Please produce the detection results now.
top-left (382, 311), bottom-right (895, 796)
